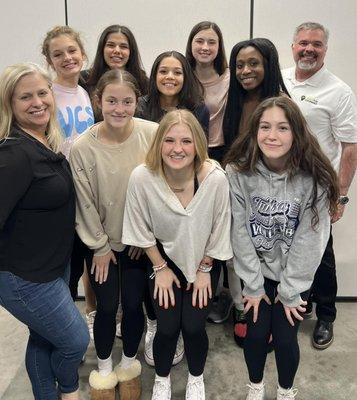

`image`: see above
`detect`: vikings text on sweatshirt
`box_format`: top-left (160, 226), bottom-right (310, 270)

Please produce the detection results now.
top-left (226, 161), bottom-right (330, 307)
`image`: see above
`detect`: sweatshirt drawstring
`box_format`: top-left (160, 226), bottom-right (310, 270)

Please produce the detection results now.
top-left (269, 174), bottom-right (273, 224)
top-left (283, 176), bottom-right (288, 234)
top-left (268, 173), bottom-right (288, 234)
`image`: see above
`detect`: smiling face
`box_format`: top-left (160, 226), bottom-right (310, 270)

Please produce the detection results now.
top-left (48, 34), bottom-right (85, 82)
top-left (156, 56), bottom-right (184, 101)
top-left (161, 122), bottom-right (196, 173)
top-left (257, 106), bottom-right (293, 173)
top-left (292, 28), bottom-right (327, 75)
top-left (11, 72), bottom-right (54, 135)
top-left (99, 83), bottom-right (136, 130)
top-left (191, 28), bottom-right (219, 66)
top-left (236, 46), bottom-right (265, 93)
top-left (103, 32), bottom-right (130, 70)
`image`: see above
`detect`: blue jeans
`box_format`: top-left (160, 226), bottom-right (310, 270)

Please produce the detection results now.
top-left (0, 271), bottom-right (89, 399)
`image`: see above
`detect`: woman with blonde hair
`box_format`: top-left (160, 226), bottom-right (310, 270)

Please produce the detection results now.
top-left (123, 109), bottom-right (232, 399)
top-left (0, 62), bottom-right (89, 400)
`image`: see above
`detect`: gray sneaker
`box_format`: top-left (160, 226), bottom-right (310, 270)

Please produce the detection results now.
top-left (207, 291), bottom-right (233, 324)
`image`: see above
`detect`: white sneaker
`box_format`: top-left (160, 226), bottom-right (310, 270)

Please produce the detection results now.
top-left (86, 310), bottom-right (96, 340)
top-left (185, 374), bottom-right (205, 400)
top-left (152, 375), bottom-right (171, 400)
top-left (144, 321), bottom-right (157, 366)
top-left (277, 385), bottom-right (298, 400)
top-left (145, 324), bottom-right (184, 367)
top-left (246, 381), bottom-right (266, 400)
top-left (173, 333), bottom-right (184, 365)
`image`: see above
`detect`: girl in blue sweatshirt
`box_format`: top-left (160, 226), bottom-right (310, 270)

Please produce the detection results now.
top-left (225, 96), bottom-right (338, 400)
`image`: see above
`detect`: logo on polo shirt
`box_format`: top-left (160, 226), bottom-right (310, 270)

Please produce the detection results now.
top-left (300, 95), bottom-right (318, 105)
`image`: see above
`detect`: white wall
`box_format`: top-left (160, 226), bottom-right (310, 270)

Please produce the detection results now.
top-left (0, 0), bottom-right (65, 71)
top-left (66, 0), bottom-right (250, 75)
top-left (0, 0), bottom-right (356, 295)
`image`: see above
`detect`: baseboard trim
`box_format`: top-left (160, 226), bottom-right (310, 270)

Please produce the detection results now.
top-left (336, 296), bottom-right (357, 302)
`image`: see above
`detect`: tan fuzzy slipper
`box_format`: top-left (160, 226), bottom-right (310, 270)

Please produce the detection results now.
top-left (119, 376), bottom-right (141, 400)
top-left (89, 370), bottom-right (118, 400)
top-left (114, 360), bottom-right (142, 400)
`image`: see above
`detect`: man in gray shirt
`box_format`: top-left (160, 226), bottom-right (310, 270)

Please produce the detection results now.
top-left (283, 21), bottom-right (357, 350)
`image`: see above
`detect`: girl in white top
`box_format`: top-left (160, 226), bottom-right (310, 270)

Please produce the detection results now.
top-left (42, 26), bottom-right (94, 157)
top-left (122, 109), bottom-right (232, 400)
top-left (41, 25), bottom-right (96, 341)
top-left (69, 69), bottom-right (158, 400)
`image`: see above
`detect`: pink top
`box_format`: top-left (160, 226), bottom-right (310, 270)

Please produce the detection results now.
top-left (202, 69), bottom-right (230, 147)
top-left (53, 82), bottom-right (94, 158)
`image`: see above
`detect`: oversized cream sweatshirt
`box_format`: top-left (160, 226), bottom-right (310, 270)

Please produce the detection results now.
top-left (69, 118), bottom-right (158, 255)
top-left (122, 162), bottom-right (233, 282)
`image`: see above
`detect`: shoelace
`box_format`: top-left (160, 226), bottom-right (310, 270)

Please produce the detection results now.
top-left (187, 379), bottom-right (204, 399)
top-left (152, 380), bottom-right (170, 400)
top-left (279, 388), bottom-right (298, 399)
top-left (246, 383), bottom-right (265, 399)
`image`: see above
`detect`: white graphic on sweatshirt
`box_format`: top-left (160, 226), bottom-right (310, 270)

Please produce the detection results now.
top-left (249, 196), bottom-right (301, 252)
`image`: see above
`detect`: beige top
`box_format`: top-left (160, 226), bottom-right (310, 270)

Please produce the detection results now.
top-left (69, 117), bottom-right (158, 255)
top-left (122, 162), bottom-right (233, 282)
top-left (202, 69), bottom-right (230, 147)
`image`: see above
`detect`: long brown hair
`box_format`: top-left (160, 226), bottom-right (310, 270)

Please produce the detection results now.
top-left (86, 25), bottom-right (148, 95)
top-left (185, 21), bottom-right (228, 75)
top-left (224, 96), bottom-right (339, 226)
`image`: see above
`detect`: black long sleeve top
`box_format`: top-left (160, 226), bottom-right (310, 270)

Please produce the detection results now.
top-left (0, 126), bottom-right (75, 282)
top-left (135, 95), bottom-right (210, 139)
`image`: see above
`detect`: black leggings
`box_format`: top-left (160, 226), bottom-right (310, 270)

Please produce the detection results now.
top-left (85, 247), bottom-right (155, 359)
top-left (244, 278), bottom-right (309, 389)
top-left (148, 253), bottom-right (220, 377)
top-left (310, 231), bottom-right (337, 322)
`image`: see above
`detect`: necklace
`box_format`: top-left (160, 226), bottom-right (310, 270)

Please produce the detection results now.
top-left (170, 186), bottom-right (185, 193)
top-left (168, 173), bottom-right (195, 193)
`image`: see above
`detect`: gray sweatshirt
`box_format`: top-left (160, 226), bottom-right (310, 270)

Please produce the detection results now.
top-left (226, 161), bottom-right (330, 307)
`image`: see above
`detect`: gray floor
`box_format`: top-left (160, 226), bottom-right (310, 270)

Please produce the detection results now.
top-left (1, 302), bottom-right (356, 400)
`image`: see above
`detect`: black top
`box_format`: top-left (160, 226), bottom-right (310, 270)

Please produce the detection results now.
top-left (194, 172), bottom-right (199, 195)
top-left (135, 95), bottom-right (210, 139)
top-left (0, 126), bottom-right (75, 282)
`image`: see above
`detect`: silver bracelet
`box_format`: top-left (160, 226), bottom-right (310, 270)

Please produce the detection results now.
top-left (150, 261), bottom-right (168, 279)
top-left (198, 264), bottom-right (212, 273)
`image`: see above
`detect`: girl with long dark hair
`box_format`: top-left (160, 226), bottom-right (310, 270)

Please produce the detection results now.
top-left (186, 21), bottom-right (229, 163)
top-left (225, 96), bottom-right (338, 400)
top-left (223, 38), bottom-right (289, 149)
top-left (136, 51), bottom-right (209, 135)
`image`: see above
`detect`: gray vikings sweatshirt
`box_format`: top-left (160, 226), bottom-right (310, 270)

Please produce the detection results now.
top-left (226, 161), bottom-right (330, 307)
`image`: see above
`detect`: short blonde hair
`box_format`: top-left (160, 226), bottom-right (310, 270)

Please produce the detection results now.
top-left (146, 109), bottom-right (208, 176)
top-left (0, 62), bottom-right (63, 152)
